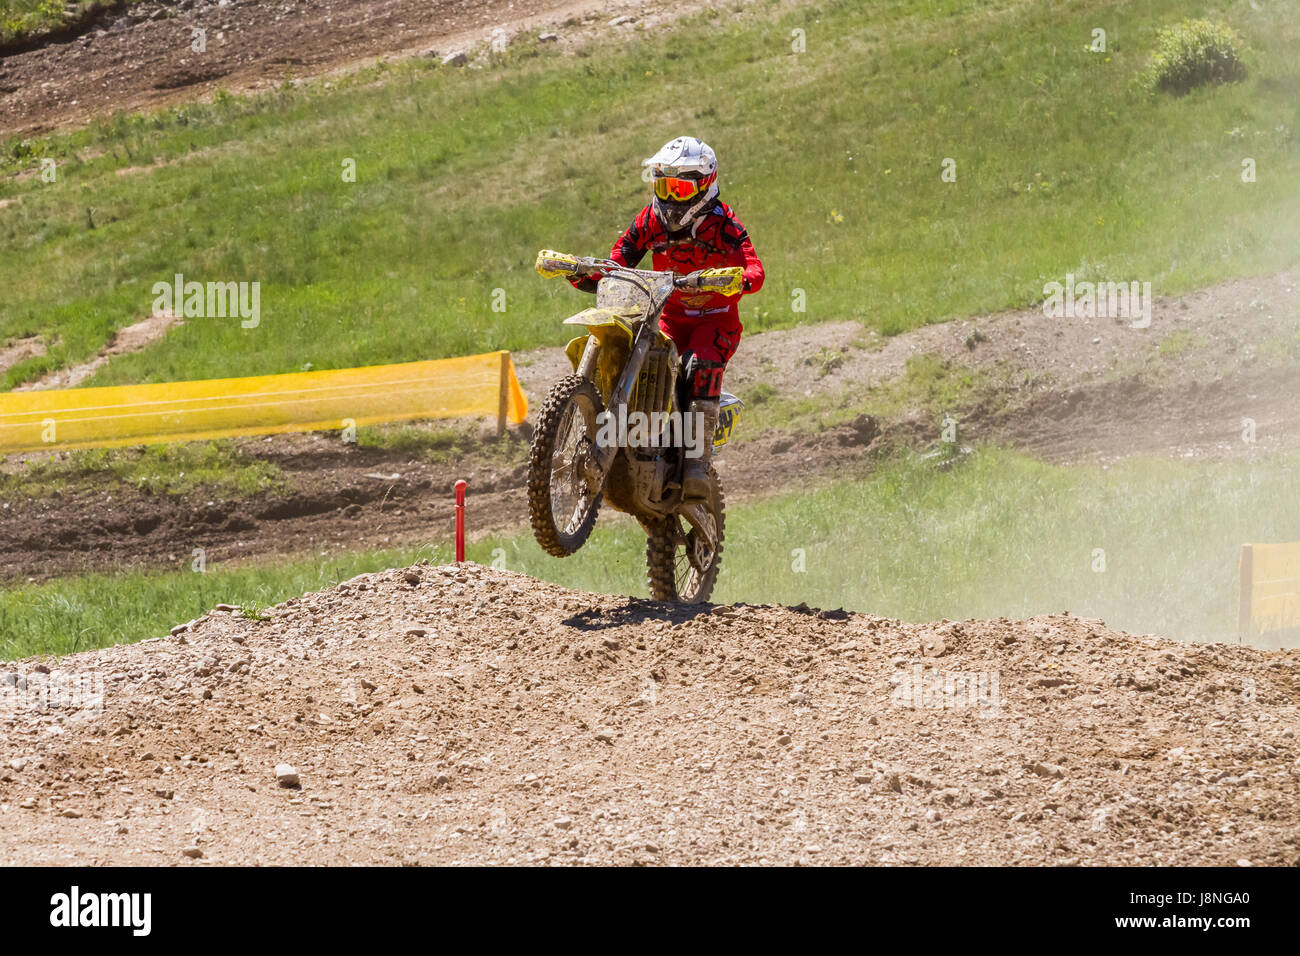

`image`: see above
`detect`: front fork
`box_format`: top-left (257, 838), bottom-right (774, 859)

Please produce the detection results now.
top-left (587, 325), bottom-right (654, 477)
top-left (576, 335), bottom-right (600, 380)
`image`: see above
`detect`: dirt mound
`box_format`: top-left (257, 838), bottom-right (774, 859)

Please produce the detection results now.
top-left (1, 564), bottom-right (1296, 864)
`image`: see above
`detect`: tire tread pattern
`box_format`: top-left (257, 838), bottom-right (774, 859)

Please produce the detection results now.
top-left (645, 468), bottom-right (724, 603)
top-left (528, 374), bottom-right (602, 557)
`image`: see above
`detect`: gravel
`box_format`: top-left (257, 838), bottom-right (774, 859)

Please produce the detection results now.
top-left (0, 565), bottom-right (1296, 865)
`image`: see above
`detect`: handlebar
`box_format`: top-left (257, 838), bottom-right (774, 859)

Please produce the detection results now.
top-left (535, 250), bottom-right (743, 297)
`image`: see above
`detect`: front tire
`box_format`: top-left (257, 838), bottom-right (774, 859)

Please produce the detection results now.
top-left (528, 374), bottom-right (605, 557)
top-left (646, 468), bottom-right (725, 603)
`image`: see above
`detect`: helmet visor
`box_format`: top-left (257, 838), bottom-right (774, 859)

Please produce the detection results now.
top-left (653, 175), bottom-right (703, 202)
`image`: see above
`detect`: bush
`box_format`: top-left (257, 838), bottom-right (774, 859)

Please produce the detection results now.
top-left (1141, 19), bottom-right (1247, 95)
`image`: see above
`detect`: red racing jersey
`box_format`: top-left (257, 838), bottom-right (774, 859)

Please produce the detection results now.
top-left (575, 201), bottom-right (765, 321)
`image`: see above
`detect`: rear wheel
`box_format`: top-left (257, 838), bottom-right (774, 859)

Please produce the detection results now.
top-left (646, 468), bottom-right (725, 603)
top-left (528, 375), bottom-right (604, 557)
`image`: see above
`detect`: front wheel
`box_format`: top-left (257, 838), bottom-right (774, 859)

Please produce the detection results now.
top-left (646, 468), bottom-right (725, 603)
top-left (528, 374), bottom-right (605, 557)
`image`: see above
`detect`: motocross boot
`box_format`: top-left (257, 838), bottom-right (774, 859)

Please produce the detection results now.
top-left (682, 399), bottom-right (719, 501)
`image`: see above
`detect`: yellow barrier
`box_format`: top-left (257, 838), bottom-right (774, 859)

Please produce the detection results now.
top-left (1239, 542), bottom-right (1300, 639)
top-left (0, 351), bottom-right (528, 454)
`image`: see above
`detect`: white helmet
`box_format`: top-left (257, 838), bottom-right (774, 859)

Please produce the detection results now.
top-left (643, 136), bottom-right (719, 232)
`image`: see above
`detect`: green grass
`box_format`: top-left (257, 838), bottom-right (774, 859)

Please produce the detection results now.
top-left (478, 448), bottom-right (1300, 646)
top-left (0, 0), bottom-right (60, 44)
top-left (5, 446), bottom-right (1296, 658)
top-left (1256, 322), bottom-right (1300, 364)
top-left (1155, 328), bottom-right (1208, 358)
top-left (2, 0), bottom-right (1298, 389)
top-left (1139, 17), bottom-right (1249, 95)
top-left (0, 422), bottom-right (522, 499)
top-left (354, 420), bottom-right (527, 465)
top-left (0, 0), bottom-right (129, 47)
top-left (0, 542), bottom-right (447, 659)
top-left (0, 440), bottom-right (284, 497)
top-left (738, 353), bottom-right (994, 440)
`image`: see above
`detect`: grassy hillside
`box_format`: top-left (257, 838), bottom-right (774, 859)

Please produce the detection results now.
top-left (2, 0), bottom-right (1298, 388)
top-left (5, 447), bottom-right (1296, 658)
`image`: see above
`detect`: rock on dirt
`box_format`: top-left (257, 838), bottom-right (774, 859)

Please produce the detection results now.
top-left (0, 565), bottom-right (1297, 865)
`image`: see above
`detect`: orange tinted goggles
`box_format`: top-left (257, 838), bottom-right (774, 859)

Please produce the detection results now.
top-left (653, 175), bottom-right (704, 201)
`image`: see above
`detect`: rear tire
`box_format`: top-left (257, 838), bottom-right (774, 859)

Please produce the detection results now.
top-left (528, 375), bottom-right (604, 557)
top-left (646, 468), bottom-right (725, 603)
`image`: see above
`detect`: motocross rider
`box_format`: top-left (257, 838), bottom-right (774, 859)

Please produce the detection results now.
top-left (570, 136), bottom-right (765, 501)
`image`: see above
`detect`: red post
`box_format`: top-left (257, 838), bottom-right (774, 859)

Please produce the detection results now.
top-left (454, 479), bottom-right (467, 563)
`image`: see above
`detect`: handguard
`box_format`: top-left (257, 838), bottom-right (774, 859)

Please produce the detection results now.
top-left (693, 267), bottom-right (745, 297)
top-left (535, 250), bottom-right (581, 279)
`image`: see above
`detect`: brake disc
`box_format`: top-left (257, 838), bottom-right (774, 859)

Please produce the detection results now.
top-left (576, 436), bottom-right (603, 491)
top-left (686, 526), bottom-right (713, 573)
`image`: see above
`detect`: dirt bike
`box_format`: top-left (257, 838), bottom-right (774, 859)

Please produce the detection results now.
top-left (526, 250), bottom-right (746, 603)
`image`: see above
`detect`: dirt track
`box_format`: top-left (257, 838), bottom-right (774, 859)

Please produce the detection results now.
top-left (2, 268), bottom-right (1297, 583)
top-left (1, 563), bottom-right (1296, 864)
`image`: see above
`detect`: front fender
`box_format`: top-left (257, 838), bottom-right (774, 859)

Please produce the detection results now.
top-left (560, 309), bottom-right (651, 403)
top-left (563, 308), bottom-right (638, 335)
top-left (564, 335), bottom-right (588, 372)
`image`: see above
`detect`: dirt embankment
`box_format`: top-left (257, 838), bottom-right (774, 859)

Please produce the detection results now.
top-left (2, 269), bottom-right (1297, 583)
top-left (0, 0), bottom-right (706, 137)
top-left (0, 563), bottom-right (1296, 865)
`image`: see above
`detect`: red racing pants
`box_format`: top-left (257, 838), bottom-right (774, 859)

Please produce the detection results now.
top-left (659, 308), bottom-right (742, 400)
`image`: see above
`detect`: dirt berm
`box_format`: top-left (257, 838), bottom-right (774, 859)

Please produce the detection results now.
top-left (1, 564), bottom-right (1297, 865)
